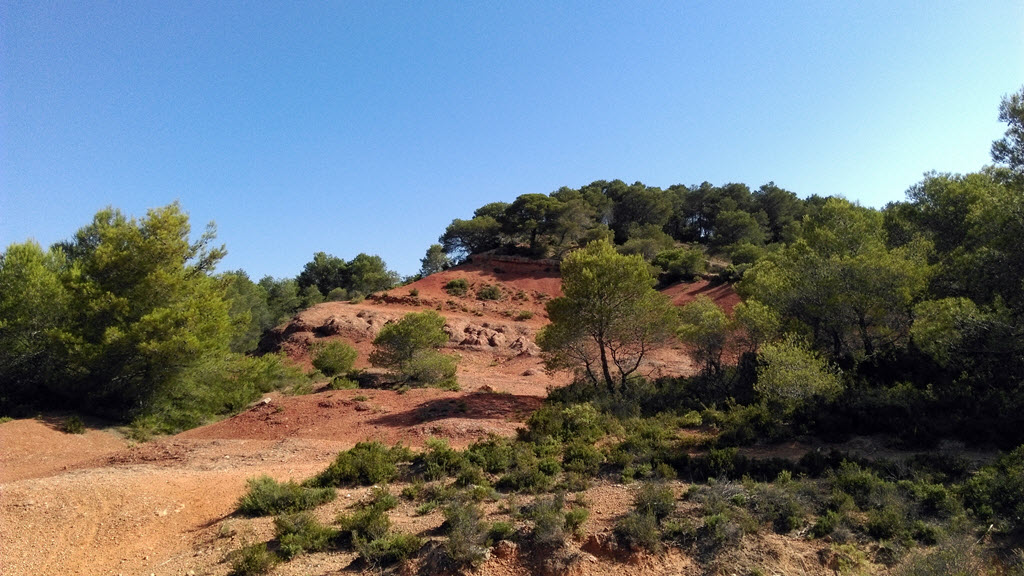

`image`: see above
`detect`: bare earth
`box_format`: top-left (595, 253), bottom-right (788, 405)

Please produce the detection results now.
top-left (1, 262), bottom-right (839, 576)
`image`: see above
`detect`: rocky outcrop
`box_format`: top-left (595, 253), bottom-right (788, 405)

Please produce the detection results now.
top-left (261, 306), bottom-right (541, 357)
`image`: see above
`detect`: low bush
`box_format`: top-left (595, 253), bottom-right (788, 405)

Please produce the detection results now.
top-left (527, 493), bottom-right (570, 547)
top-left (961, 445), bottom-right (1024, 531)
top-left (405, 349), bottom-right (459, 389)
top-left (328, 376), bottom-right (359, 390)
top-left (515, 310), bottom-right (533, 321)
top-left (562, 442), bottom-right (604, 476)
top-left (476, 284), bottom-right (503, 301)
top-left (615, 510), bottom-right (661, 551)
top-left (274, 512), bottom-right (337, 559)
top-left (63, 415), bottom-right (85, 434)
top-left (443, 500), bottom-right (489, 568)
top-left (310, 442), bottom-right (412, 487)
top-left (419, 438), bottom-right (465, 481)
top-left (228, 542), bottom-right (279, 575)
top-left (466, 435), bottom-right (516, 474)
top-left (633, 482), bottom-right (676, 521)
top-left (488, 520), bottom-right (517, 542)
top-left (311, 341), bottom-right (358, 377)
top-left (354, 532), bottom-right (423, 567)
top-left (444, 279), bottom-right (469, 296)
top-left (237, 475), bottom-right (336, 516)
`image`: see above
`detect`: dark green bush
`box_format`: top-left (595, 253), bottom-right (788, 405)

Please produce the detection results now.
top-left (328, 376), bottom-right (358, 390)
top-left (466, 436), bottom-right (516, 473)
top-left (63, 416), bottom-right (85, 434)
top-left (488, 521), bottom-right (517, 543)
top-left (749, 482), bottom-right (805, 533)
top-left (354, 532), bottom-right (423, 566)
top-left (444, 279), bottom-right (469, 296)
top-left (563, 442), bottom-right (604, 476)
top-left (237, 475), bottom-right (336, 516)
top-left (476, 284), bottom-right (503, 300)
top-left (419, 437), bottom-right (465, 480)
top-left (961, 445), bottom-right (1024, 530)
top-left (310, 340), bottom-right (358, 377)
top-left (274, 512), bottom-right (337, 559)
top-left (404, 349), bottom-right (458, 389)
top-left (228, 542), bottom-right (279, 575)
top-left (565, 506), bottom-right (589, 537)
top-left (310, 442), bottom-right (412, 487)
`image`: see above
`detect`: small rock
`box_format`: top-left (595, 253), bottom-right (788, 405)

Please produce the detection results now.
top-left (493, 540), bottom-right (518, 559)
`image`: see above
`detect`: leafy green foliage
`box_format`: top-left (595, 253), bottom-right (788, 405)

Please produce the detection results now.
top-left (420, 243), bottom-right (452, 277)
top-left (677, 296), bottom-right (730, 375)
top-left (0, 203), bottom-right (304, 431)
top-left (476, 284), bottom-right (502, 300)
top-left (370, 311), bottom-right (457, 386)
top-left (274, 512), bottom-right (337, 559)
top-left (237, 475), bottom-right (336, 516)
top-left (652, 246), bottom-right (706, 284)
top-left (310, 340), bottom-right (358, 377)
top-left (443, 278), bottom-right (469, 296)
top-left (538, 240), bottom-right (677, 393)
top-left (442, 500), bottom-right (489, 568)
top-left (228, 542), bottom-right (279, 575)
top-left (310, 442), bottom-right (412, 487)
top-left (755, 335), bottom-right (842, 416)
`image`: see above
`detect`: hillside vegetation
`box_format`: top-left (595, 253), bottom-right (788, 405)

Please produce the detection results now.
top-left (1, 88), bottom-right (1023, 574)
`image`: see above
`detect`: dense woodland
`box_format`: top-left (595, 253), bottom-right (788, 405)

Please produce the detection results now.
top-left (2, 89), bottom-right (1024, 573)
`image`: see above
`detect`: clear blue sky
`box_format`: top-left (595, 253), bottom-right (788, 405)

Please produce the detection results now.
top-left (2, 1), bottom-right (1022, 278)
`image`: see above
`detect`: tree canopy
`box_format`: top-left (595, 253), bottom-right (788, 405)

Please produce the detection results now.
top-left (537, 240), bottom-right (677, 393)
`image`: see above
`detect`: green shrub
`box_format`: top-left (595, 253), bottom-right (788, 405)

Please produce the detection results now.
top-left (326, 287), bottom-right (348, 301)
top-left (328, 376), bottom-right (359, 390)
top-left (633, 482), bottom-right (676, 521)
top-left (311, 341), bottom-right (358, 377)
top-left (404, 349), bottom-right (458, 388)
top-left (476, 284), bottom-right (502, 301)
top-left (565, 507), bottom-right (589, 537)
top-left (497, 444), bottom-right (557, 493)
top-left (237, 475), bottom-right (336, 516)
top-left (515, 310), bottom-right (533, 321)
top-left (419, 438), bottom-right (465, 480)
top-left (488, 521), bottom-right (517, 543)
top-left (616, 511), bottom-right (661, 551)
top-left (443, 500), bottom-right (488, 568)
top-left (466, 436), bottom-right (516, 474)
top-left (810, 509), bottom-right (841, 538)
top-left (354, 532), bottom-right (423, 567)
top-left (409, 288), bottom-right (419, 297)
top-left (527, 494), bottom-right (569, 547)
top-left (961, 445), bottom-right (1024, 530)
top-left (228, 542), bottom-right (279, 575)
top-left (370, 311), bottom-right (456, 386)
top-left (275, 512), bottom-right (337, 559)
top-left (444, 279), bottom-right (469, 296)
top-left (749, 482), bottom-right (805, 533)
top-left (63, 415), bottom-right (85, 434)
top-left (338, 505), bottom-right (392, 543)
top-left (455, 462), bottom-right (489, 488)
top-left (563, 442), bottom-right (604, 476)
top-left (310, 442), bottom-right (412, 487)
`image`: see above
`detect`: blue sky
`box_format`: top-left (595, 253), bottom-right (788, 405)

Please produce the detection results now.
top-left (2, 1), bottom-right (1022, 278)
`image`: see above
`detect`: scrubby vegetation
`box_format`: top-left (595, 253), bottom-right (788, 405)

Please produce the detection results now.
top-left (5, 87), bottom-right (1024, 575)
